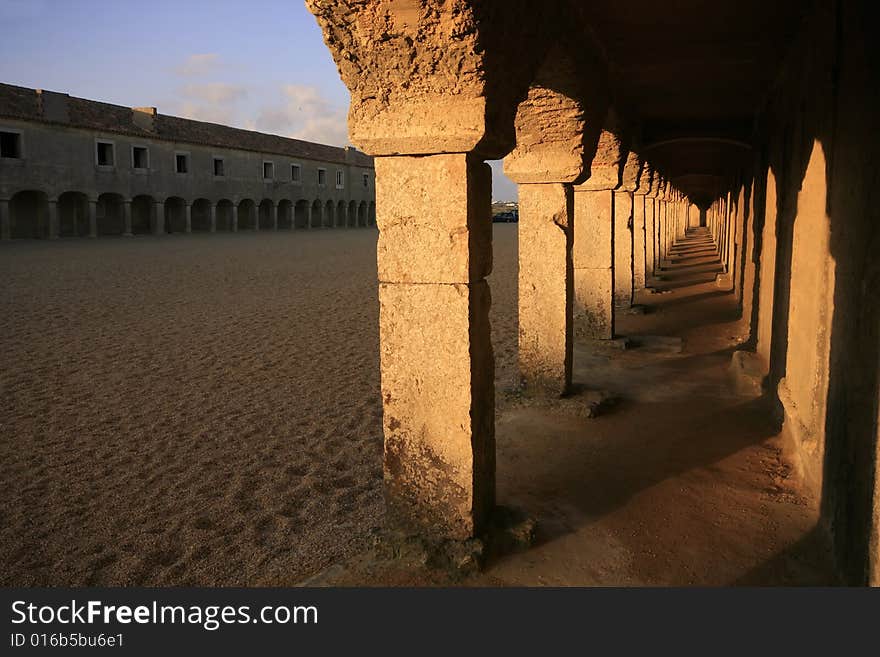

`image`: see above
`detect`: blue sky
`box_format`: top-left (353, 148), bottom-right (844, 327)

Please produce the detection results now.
top-left (0, 0), bottom-right (516, 200)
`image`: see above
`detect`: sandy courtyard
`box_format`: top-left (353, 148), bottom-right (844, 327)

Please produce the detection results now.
top-left (0, 226), bottom-right (519, 586)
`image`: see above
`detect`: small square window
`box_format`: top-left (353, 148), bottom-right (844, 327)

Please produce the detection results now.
top-left (213, 158), bottom-right (225, 176)
top-left (263, 161), bottom-right (275, 180)
top-left (291, 163), bottom-right (301, 183)
top-left (175, 153), bottom-right (189, 174)
top-left (96, 141), bottom-right (115, 166)
top-left (317, 168), bottom-right (326, 186)
top-left (335, 170), bottom-right (344, 189)
top-left (132, 146), bottom-right (149, 169)
top-left (0, 131), bottom-right (22, 158)
top-left (363, 173), bottom-right (369, 188)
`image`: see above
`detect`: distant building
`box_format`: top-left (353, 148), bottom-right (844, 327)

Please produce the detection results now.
top-left (0, 83), bottom-right (376, 239)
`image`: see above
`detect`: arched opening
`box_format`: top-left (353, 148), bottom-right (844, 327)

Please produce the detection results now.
top-left (294, 200), bottom-right (310, 229)
top-left (358, 201), bottom-right (367, 227)
top-left (191, 198), bottom-right (212, 232)
top-left (97, 193), bottom-right (125, 236)
top-left (131, 195), bottom-right (154, 235)
top-left (10, 190), bottom-right (49, 239)
top-left (311, 199), bottom-right (323, 229)
top-left (258, 199), bottom-right (275, 230)
top-left (58, 191), bottom-right (89, 237)
top-left (164, 197), bottom-right (187, 233)
top-left (216, 199), bottom-right (234, 232)
top-left (324, 199), bottom-right (335, 228)
top-left (368, 201), bottom-right (376, 226)
top-left (238, 199), bottom-right (256, 230)
top-left (277, 199), bottom-right (293, 230)
top-left (336, 200), bottom-right (347, 228)
top-left (348, 200), bottom-right (357, 227)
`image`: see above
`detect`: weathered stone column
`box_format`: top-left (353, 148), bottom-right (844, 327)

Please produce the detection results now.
top-left (87, 198), bottom-right (97, 238)
top-left (503, 67), bottom-right (596, 397)
top-left (613, 151), bottom-right (642, 308)
top-left (573, 130), bottom-right (626, 340)
top-left (122, 200), bottom-right (132, 236)
top-left (645, 175), bottom-right (658, 277)
top-left (184, 202), bottom-right (192, 234)
top-left (48, 198), bottom-right (59, 239)
top-left (1, 198), bottom-right (10, 240)
top-left (305, 204), bottom-right (312, 230)
top-left (376, 154), bottom-right (494, 540)
top-left (271, 202), bottom-right (278, 230)
top-left (573, 187), bottom-right (614, 339)
top-left (153, 201), bottom-right (165, 235)
top-left (633, 166), bottom-right (652, 291)
top-left (231, 204), bottom-right (238, 232)
top-left (305, 0), bottom-right (580, 542)
top-left (209, 202), bottom-right (217, 233)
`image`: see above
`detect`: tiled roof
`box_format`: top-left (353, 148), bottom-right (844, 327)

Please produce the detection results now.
top-left (0, 83), bottom-right (373, 168)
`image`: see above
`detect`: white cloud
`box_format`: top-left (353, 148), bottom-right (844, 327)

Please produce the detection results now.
top-left (255, 84), bottom-right (349, 146)
top-left (175, 53), bottom-right (221, 77)
top-left (181, 83), bottom-right (247, 104)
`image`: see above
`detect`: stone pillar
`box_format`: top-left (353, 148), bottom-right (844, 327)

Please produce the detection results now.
top-left (513, 182), bottom-right (574, 396)
top-left (633, 179), bottom-right (649, 291)
top-left (1, 198), bottom-right (10, 241)
top-left (253, 205), bottom-right (260, 231)
top-left (275, 203), bottom-right (284, 231)
top-left (503, 74), bottom-right (594, 397)
top-left (153, 201), bottom-right (165, 235)
top-left (48, 199), bottom-right (59, 239)
top-left (305, 204), bottom-right (312, 230)
top-left (646, 180), bottom-right (657, 277)
top-left (209, 203), bottom-right (217, 233)
top-left (573, 187), bottom-right (615, 339)
top-left (87, 199), bottom-right (97, 238)
top-left (184, 203), bottom-right (192, 234)
top-left (375, 154), bottom-right (494, 540)
top-left (613, 151), bottom-right (642, 309)
top-left (231, 204), bottom-right (239, 232)
top-left (122, 200), bottom-right (132, 236)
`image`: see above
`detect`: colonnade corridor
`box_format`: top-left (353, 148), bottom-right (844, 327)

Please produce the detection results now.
top-left (308, 224), bottom-right (833, 586)
top-left (487, 229), bottom-right (829, 586)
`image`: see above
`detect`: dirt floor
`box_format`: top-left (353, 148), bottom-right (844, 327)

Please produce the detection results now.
top-left (0, 225), bottom-right (834, 586)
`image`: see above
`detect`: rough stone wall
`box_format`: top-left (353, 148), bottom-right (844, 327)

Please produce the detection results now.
top-left (743, 0), bottom-right (879, 584)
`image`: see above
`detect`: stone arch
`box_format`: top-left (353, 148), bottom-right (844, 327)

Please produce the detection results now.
top-left (336, 200), bottom-right (347, 227)
top-left (97, 193), bottom-right (125, 236)
top-left (164, 196), bottom-right (187, 233)
top-left (324, 199), bottom-right (335, 228)
top-left (277, 199), bottom-right (293, 230)
top-left (191, 198), bottom-right (212, 232)
top-left (368, 201), bottom-right (376, 226)
top-left (238, 199), bottom-right (256, 230)
top-left (216, 199), bottom-right (234, 232)
top-left (258, 199), bottom-right (275, 230)
top-left (311, 199), bottom-right (323, 228)
top-left (131, 195), bottom-right (154, 235)
top-left (294, 199), bottom-right (310, 229)
top-left (57, 191), bottom-right (89, 237)
top-left (358, 201), bottom-right (367, 227)
top-left (9, 190), bottom-right (49, 239)
top-left (348, 200), bottom-right (357, 227)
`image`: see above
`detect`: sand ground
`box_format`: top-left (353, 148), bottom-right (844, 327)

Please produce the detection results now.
top-left (1, 226), bottom-right (832, 586)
